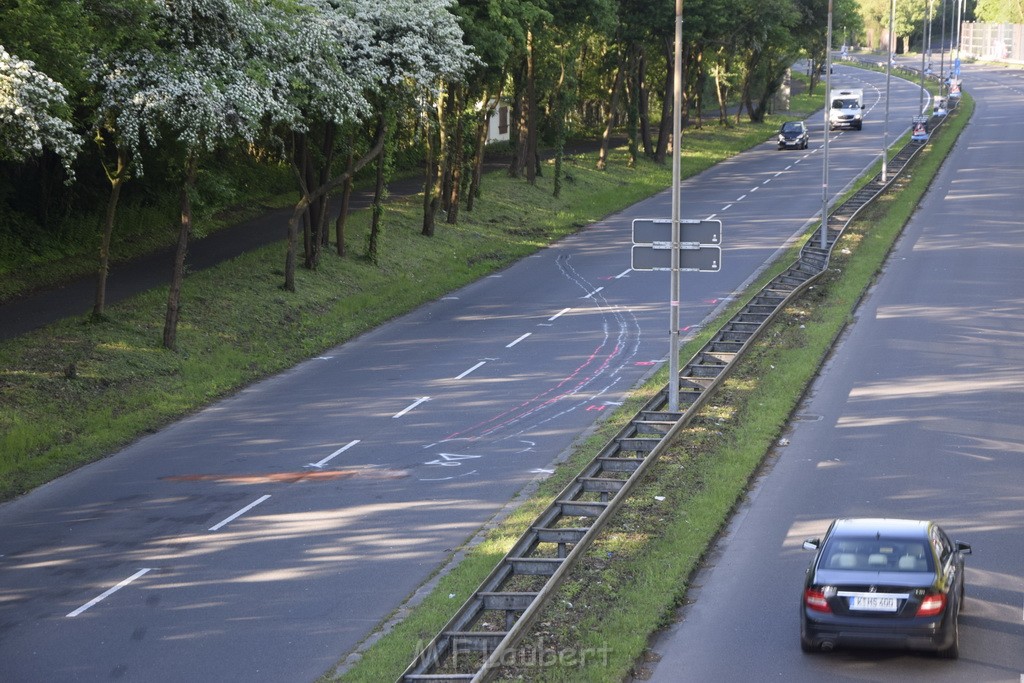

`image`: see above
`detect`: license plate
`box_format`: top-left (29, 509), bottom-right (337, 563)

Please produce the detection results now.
top-left (849, 595), bottom-right (898, 611)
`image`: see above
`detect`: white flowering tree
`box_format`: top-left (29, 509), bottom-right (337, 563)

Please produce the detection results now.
top-left (271, 0), bottom-right (476, 290)
top-left (0, 46), bottom-right (80, 176)
top-left (90, 0), bottom-right (283, 349)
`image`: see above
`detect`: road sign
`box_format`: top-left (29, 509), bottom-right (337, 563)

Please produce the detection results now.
top-left (631, 244), bottom-right (722, 272)
top-left (632, 218), bottom-right (722, 246)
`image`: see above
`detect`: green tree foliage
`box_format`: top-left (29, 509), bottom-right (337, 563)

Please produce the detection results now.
top-left (974, 0), bottom-right (1023, 23)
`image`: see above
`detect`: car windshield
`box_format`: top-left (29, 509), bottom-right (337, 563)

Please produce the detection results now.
top-left (782, 123), bottom-right (802, 132)
top-left (832, 98), bottom-right (858, 109)
top-left (821, 538), bottom-right (934, 572)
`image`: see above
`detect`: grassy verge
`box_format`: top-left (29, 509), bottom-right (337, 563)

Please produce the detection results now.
top-left (325, 93), bottom-right (974, 681)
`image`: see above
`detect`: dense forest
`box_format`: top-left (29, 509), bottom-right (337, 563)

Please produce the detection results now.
top-left (3, 0), bottom-right (987, 349)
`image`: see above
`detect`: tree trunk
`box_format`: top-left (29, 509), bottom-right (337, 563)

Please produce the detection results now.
top-left (163, 157), bottom-right (197, 351)
top-left (367, 116), bottom-right (387, 264)
top-left (525, 29), bottom-right (538, 185)
top-left (467, 90), bottom-right (490, 212)
top-left (318, 123), bottom-right (335, 251)
top-left (655, 38), bottom-right (673, 164)
top-left (422, 98), bottom-right (440, 237)
top-left (597, 55), bottom-right (625, 171)
top-left (626, 46), bottom-right (640, 169)
top-left (285, 126), bottom-right (385, 291)
top-left (446, 86), bottom-right (464, 225)
top-left (335, 149), bottom-right (354, 257)
top-left (637, 48), bottom-right (653, 158)
top-left (552, 62), bottom-right (568, 199)
top-left (93, 145), bottom-right (128, 319)
top-left (508, 67), bottom-right (525, 179)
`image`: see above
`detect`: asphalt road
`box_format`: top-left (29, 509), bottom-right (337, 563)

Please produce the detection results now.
top-left (0, 65), bottom-right (927, 682)
top-left (639, 63), bottom-right (1024, 682)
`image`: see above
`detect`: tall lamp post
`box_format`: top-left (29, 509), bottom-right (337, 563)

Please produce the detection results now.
top-left (821, 0), bottom-right (833, 250)
top-left (669, 0), bottom-right (682, 412)
top-left (882, 0), bottom-right (895, 182)
top-left (939, 0), bottom-right (948, 98)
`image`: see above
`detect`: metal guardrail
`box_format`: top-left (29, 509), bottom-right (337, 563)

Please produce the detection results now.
top-left (398, 76), bottom-right (956, 683)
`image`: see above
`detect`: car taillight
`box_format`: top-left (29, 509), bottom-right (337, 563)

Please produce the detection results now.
top-left (917, 592), bottom-right (946, 617)
top-left (805, 588), bottom-right (832, 613)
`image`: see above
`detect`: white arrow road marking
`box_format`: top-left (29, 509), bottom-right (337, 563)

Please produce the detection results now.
top-left (393, 397), bottom-right (430, 418)
top-left (209, 495), bottom-right (271, 532)
top-left (67, 568), bottom-right (152, 617)
top-left (306, 440), bottom-right (360, 469)
top-left (424, 453), bottom-right (484, 467)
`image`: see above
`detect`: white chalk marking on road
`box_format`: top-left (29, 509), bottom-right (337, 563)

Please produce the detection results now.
top-left (706, 213), bottom-right (717, 221)
top-left (750, 186), bottom-right (759, 193)
top-left (721, 203), bottom-right (733, 212)
top-left (209, 495), bottom-right (271, 532)
top-left (774, 171), bottom-right (784, 177)
top-left (455, 361), bottom-right (487, 379)
top-left (316, 356), bottom-right (333, 360)
top-left (531, 468), bottom-right (555, 475)
top-left (614, 269), bottom-right (632, 279)
top-left (307, 440), bottom-right (360, 469)
top-left (549, 308), bottom-right (572, 321)
top-left (67, 568), bottom-right (152, 617)
top-left (506, 333), bottom-right (531, 348)
top-left (762, 178), bottom-right (772, 185)
top-left (736, 194), bottom-right (747, 202)
top-left (442, 296), bottom-right (459, 300)
top-left (583, 287), bottom-right (604, 299)
top-left (394, 397), bottom-right (430, 418)
top-left (424, 453), bottom-right (483, 467)
top-left (420, 469), bottom-right (478, 482)
top-left (785, 165), bottom-right (793, 171)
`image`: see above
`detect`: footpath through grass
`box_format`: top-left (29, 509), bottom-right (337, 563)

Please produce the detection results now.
top-left (327, 96), bottom-right (974, 681)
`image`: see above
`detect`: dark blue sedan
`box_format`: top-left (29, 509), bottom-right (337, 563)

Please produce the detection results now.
top-left (800, 518), bottom-right (971, 658)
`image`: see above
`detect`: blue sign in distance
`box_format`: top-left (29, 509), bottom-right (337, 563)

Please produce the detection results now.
top-left (954, 57), bottom-right (960, 76)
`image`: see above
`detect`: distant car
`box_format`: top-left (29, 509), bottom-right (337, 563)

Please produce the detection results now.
top-left (800, 518), bottom-right (971, 658)
top-left (777, 121), bottom-right (809, 150)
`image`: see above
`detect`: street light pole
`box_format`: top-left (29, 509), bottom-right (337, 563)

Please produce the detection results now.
top-left (882, 0), bottom-right (895, 182)
top-left (920, 11), bottom-right (927, 111)
top-left (939, 0), bottom-right (947, 98)
top-left (669, 0), bottom-right (682, 412)
top-left (821, 0), bottom-right (833, 250)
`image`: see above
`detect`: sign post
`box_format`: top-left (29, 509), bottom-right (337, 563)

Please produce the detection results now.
top-left (631, 217), bottom-right (723, 411)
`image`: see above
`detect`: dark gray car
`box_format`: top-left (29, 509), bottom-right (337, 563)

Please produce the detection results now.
top-left (778, 120), bottom-right (809, 150)
top-left (801, 518), bottom-right (971, 658)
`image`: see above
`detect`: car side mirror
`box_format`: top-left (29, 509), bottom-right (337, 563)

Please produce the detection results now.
top-left (956, 541), bottom-right (972, 555)
top-left (802, 539), bottom-right (820, 551)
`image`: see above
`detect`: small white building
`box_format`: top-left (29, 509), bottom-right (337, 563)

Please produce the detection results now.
top-left (482, 99), bottom-right (511, 144)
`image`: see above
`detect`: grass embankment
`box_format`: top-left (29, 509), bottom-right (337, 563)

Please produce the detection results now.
top-left (0, 81), bottom-right (821, 502)
top-left (327, 97), bottom-right (974, 680)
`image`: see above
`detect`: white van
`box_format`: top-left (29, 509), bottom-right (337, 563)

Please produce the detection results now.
top-left (829, 88), bottom-right (864, 130)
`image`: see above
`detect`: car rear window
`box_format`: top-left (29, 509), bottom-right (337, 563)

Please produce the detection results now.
top-left (820, 538), bottom-right (934, 572)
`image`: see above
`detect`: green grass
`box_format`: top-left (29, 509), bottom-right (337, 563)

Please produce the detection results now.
top-left (324, 93), bottom-right (975, 681)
